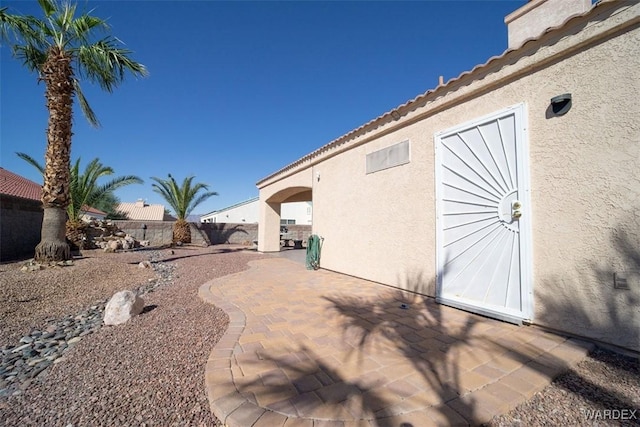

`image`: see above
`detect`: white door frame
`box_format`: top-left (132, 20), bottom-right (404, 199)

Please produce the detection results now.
top-left (434, 103), bottom-right (534, 324)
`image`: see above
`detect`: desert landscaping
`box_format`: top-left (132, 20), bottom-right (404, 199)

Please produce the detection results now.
top-left (0, 246), bottom-right (637, 426)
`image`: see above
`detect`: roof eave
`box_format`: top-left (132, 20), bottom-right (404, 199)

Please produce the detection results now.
top-left (256, 0), bottom-right (621, 188)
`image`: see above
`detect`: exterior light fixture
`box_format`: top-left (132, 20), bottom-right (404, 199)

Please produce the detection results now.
top-left (550, 93), bottom-right (572, 116)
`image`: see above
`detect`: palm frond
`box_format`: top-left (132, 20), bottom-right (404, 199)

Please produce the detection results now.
top-left (37, 0), bottom-right (56, 18)
top-left (186, 191), bottom-right (218, 217)
top-left (72, 78), bottom-right (99, 127)
top-left (77, 37), bottom-right (148, 92)
top-left (70, 14), bottom-right (106, 45)
top-left (91, 191), bottom-right (120, 216)
top-left (13, 44), bottom-right (47, 73)
top-left (1, 11), bottom-right (50, 52)
top-left (88, 175), bottom-right (143, 207)
top-left (18, 151), bottom-right (142, 222)
top-left (151, 174), bottom-right (217, 221)
top-left (3, 0), bottom-right (147, 131)
top-left (151, 175), bottom-right (180, 216)
top-left (16, 152), bottom-right (45, 175)
top-left (67, 157), bottom-right (83, 220)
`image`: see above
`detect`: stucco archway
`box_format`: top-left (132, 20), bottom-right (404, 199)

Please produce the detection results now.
top-left (258, 168), bottom-right (313, 252)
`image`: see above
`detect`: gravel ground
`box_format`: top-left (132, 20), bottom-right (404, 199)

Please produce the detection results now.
top-left (0, 245), bottom-right (268, 426)
top-left (489, 348), bottom-right (640, 427)
top-left (0, 246), bottom-right (638, 426)
top-left (0, 250), bottom-right (157, 346)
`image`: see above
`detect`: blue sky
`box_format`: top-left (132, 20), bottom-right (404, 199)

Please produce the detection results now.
top-left (1, 0), bottom-right (525, 216)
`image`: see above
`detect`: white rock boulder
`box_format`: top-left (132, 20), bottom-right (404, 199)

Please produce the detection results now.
top-left (138, 261), bottom-right (152, 269)
top-left (104, 291), bottom-right (145, 326)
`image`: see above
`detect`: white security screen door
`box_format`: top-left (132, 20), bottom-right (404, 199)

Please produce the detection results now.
top-left (435, 104), bottom-right (532, 324)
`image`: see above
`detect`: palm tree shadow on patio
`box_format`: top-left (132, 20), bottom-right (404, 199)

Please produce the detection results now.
top-left (234, 271), bottom-right (479, 425)
top-left (234, 229), bottom-right (638, 425)
top-left (322, 271), bottom-right (479, 424)
top-left (237, 344), bottom-right (405, 426)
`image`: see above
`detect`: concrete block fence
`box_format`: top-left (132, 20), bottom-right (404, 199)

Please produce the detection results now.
top-left (0, 214), bottom-right (312, 261)
top-left (0, 195), bottom-right (43, 262)
top-left (112, 221), bottom-right (312, 247)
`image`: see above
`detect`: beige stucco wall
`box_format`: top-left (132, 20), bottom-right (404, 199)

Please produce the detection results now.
top-left (525, 25), bottom-right (640, 350)
top-left (313, 129), bottom-right (436, 295)
top-left (259, 2), bottom-right (640, 351)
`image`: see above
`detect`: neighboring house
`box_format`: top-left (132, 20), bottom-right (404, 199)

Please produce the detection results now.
top-left (80, 205), bottom-right (107, 222)
top-left (0, 167), bottom-right (43, 260)
top-left (256, 0), bottom-right (640, 352)
top-left (185, 214), bottom-right (202, 222)
top-left (116, 199), bottom-right (174, 221)
top-left (201, 197), bottom-right (312, 225)
top-left (0, 168), bottom-right (106, 220)
top-left (0, 167), bottom-right (41, 201)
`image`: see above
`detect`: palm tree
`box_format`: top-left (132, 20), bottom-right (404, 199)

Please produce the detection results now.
top-left (1, 0), bottom-right (147, 261)
top-left (151, 174), bottom-right (218, 244)
top-left (95, 192), bottom-right (127, 220)
top-left (16, 152), bottom-right (143, 222)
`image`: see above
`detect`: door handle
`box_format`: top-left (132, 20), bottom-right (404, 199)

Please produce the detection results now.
top-left (511, 200), bottom-right (522, 219)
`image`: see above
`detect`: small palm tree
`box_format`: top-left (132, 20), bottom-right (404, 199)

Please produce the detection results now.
top-left (68, 158), bottom-right (143, 223)
top-left (1, 0), bottom-right (147, 261)
top-left (151, 174), bottom-right (217, 244)
top-left (16, 152), bottom-right (143, 222)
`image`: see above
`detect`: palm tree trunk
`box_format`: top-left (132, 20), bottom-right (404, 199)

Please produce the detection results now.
top-left (35, 47), bottom-right (73, 262)
top-left (173, 219), bottom-right (192, 244)
top-left (36, 207), bottom-right (70, 261)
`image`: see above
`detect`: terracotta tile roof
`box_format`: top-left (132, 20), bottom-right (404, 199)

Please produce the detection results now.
top-left (1, 169), bottom-right (111, 218)
top-left (82, 205), bottom-right (107, 216)
top-left (116, 201), bottom-right (169, 221)
top-left (0, 167), bottom-right (41, 201)
top-left (257, 0), bottom-right (621, 186)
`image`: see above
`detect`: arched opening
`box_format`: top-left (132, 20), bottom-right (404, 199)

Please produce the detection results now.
top-left (259, 186), bottom-right (312, 252)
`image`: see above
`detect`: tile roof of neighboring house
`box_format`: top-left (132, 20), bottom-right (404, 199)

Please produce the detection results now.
top-left (116, 201), bottom-right (171, 221)
top-left (82, 205), bottom-right (107, 216)
top-left (256, 0), bottom-right (619, 186)
top-left (1, 169), bottom-right (109, 218)
top-left (0, 167), bottom-right (41, 201)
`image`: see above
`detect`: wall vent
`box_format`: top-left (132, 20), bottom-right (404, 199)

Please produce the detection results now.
top-left (366, 140), bottom-right (410, 174)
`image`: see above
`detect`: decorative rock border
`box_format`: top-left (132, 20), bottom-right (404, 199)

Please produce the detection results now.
top-left (0, 250), bottom-right (175, 398)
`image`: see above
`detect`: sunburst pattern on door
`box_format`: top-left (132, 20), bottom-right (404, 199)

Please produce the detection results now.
top-left (436, 105), bottom-right (531, 322)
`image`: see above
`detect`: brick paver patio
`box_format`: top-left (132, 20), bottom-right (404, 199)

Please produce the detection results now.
top-left (198, 257), bottom-right (593, 426)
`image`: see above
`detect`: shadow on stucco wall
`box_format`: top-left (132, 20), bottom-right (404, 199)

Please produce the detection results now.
top-left (202, 223), bottom-right (250, 245)
top-left (535, 229), bottom-right (639, 353)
